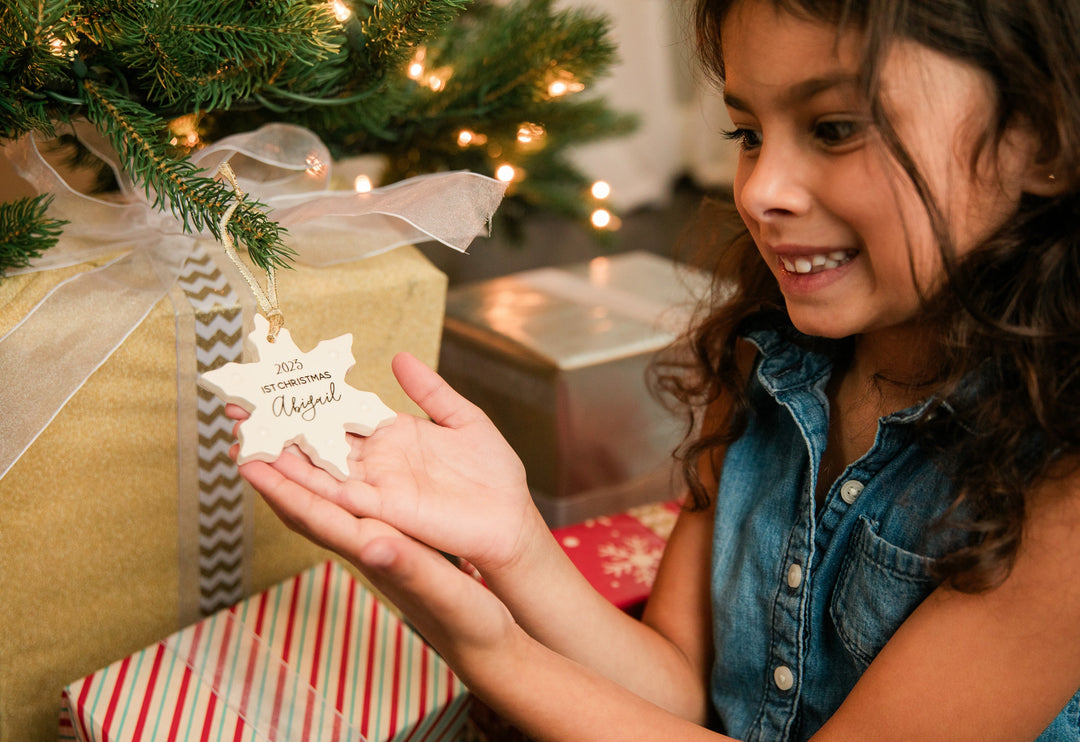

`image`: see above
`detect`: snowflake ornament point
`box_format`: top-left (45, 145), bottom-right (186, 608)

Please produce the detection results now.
top-left (198, 314), bottom-right (396, 481)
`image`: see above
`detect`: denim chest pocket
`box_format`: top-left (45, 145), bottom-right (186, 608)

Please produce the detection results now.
top-left (829, 515), bottom-right (938, 671)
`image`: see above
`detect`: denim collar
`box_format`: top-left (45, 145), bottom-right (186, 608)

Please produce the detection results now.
top-left (742, 323), bottom-right (940, 426)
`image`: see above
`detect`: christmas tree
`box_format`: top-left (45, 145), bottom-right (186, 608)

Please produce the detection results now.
top-left (0, 0), bottom-right (635, 277)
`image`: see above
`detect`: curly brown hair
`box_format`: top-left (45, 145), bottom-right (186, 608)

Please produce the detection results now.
top-left (655, 0), bottom-right (1080, 592)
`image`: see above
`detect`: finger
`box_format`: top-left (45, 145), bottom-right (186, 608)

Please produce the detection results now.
top-left (357, 529), bottom-right (509, 653)
top-left (270, 446), bottom-right (381, 517)
top-left (391, 351), bottom-right (488, 429)
top-left (251, 464), bottom-right (454, 615)
top-left (242, 458), bottom-right (381, 562)
top-left (360, 535), bottom-right (465, 617)
top-left (271, 445), bottom-right (348, 494)
top-left (225, 403), bottom-right (250, 421)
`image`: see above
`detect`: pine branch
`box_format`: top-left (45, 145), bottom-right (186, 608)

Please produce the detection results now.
top-left (0, 0), bottom-right (78, 88)
top-left (0, 0), bottom-right (82, 137)
top-left (0, 195), bottom-right (67, 277)
top-left (82, 79), bottom-right (294, 271)
top-left (0, 0), bottom-right (632, 272)
top-left (362, 0), bottom-right (470, 60)
top-left (107, 0), bottom-right (345, 111)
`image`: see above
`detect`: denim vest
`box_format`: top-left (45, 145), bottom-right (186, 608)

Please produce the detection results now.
top-left (709, 326), bottom-right (1080, 740)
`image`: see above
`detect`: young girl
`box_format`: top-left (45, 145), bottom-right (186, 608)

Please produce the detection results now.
top-left (232, 0), bottom-right (1080, 738)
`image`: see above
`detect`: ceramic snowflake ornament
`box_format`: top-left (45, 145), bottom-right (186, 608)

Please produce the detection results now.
top-left (198, 313), bottom-right (396, 480)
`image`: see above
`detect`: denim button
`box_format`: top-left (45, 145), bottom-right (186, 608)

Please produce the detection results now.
top-left (786, 563), bottom-right (803, 589)
top-left (774, 665), bottom-right (794, 691)
top-left (840, 480), bottom-right (864, 504)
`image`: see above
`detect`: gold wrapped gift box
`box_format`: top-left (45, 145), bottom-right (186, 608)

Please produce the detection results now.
top-left (0, 244), bottom-right (446, 742)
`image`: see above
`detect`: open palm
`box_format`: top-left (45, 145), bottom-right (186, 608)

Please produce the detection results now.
top-left (236, 352), bottom-right (539, 575)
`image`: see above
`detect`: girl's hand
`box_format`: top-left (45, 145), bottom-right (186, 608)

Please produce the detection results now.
top-left (230, 352), bottom-right (544, 577)
top-left (253, 459), bottom-right (518, 662)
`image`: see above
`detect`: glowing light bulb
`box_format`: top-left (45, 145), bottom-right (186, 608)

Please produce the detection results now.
top-left (457, 129), bottom-right (488, 148)
top-left (546, 71), bottom-right (585, 98)
top-left (496, 164), bottom-right (517, 183)
top-left (591, 180), bottom-right (611, 200)
top-left (591, 209), bottom-right (612, 229)
top-left (426, 66), bottom-right (452, 91)
top-left (305, 152), bottom-right (326, 177)
top-left (517, 123), bottom-right (546, 144)
top-left (48, 37), bottom-right (67, 56)
top-left (353, 174), bottom-right (373, 193)
top-left (168, 114), bottom-right (200, 148)
top-left (330, 0), bottom-right (351, 21)
top-left (407, 47), bottom-right (427, 80)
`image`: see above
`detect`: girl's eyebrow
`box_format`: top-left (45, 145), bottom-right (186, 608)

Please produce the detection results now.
top-left (723, 72), bottom-right (860, 113)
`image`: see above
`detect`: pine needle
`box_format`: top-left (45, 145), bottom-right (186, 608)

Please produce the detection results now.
top-left (0, 195), bottom-right (67, 277)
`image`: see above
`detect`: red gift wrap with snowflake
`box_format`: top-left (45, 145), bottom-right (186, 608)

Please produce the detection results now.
top-left (553, 500), bottom-right (683, 616)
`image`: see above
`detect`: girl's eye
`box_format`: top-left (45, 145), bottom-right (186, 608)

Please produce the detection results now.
top-left (813, 119), bottom-right (864, 147)
top-left (721, 127), bottom-right (762, 151)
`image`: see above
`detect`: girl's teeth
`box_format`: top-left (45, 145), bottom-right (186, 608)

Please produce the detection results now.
top-left (781, 251), bottom-right (853, 274)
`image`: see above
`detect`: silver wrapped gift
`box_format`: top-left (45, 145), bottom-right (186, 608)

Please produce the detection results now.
top-left (439, 251), bottom-right (710, 526)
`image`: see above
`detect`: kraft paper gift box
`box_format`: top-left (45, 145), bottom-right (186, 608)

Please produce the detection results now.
top-left (439, 251), bottom-right (709, 527)
top-left (552, 499), bottom-right (682, 615)
top-left (0, 244), bottom-right (448, 742)
top-left (59, 560), bottom-right (471, 742)
top-left (0, 123), bottom-right (504, 741)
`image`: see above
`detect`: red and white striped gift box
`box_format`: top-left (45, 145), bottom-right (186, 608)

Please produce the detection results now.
top-left (60, 560), bottom-right (469, 742)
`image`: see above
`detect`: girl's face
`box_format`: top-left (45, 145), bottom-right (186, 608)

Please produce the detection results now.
top-left (722, 0), bottom-right (1033, 341)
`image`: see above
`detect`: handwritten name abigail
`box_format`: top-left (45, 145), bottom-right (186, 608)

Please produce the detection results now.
top-left (271, 382), bottom-right (343, 421)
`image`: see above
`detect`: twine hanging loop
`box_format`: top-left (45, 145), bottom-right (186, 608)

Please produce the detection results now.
top-left (215, 163), bottom-right (285, 342)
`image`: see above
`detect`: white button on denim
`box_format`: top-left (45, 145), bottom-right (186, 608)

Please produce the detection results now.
top-left (840, 480), bottom-right (864, 504)
top-left (774, 665), bottom-right (794, 691)
top-left (786, 563), bottom-right (803, 589)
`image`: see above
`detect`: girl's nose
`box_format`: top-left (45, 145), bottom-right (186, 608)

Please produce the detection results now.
top-left (736, 144), bottom-right (811, 223)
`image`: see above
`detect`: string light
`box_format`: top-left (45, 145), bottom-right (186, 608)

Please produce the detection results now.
top-left (517, 123), bottom-right (546, 144)
top-left (330, 0), bottom-right (351, 21)
top-left (353, 174), bottom-right (373, 193)
top-left (591, 180), bottom-right (611, 199)
top-left (48, 37), bottom-right (68, 57)
top-left (545, 70), bottom-right (585, 98)
top-left (457, 129), bottom-right (488, 148)
top-left (168, 115), bottom-right (201, 148)
top-left (305, 152), bottom-right (326, 177)
top-left (425, 67), bottom-right (452, 91)
top-left (495, 164), bottom-right (517, 183)
top-left (404, 47), bottom-right (451, 91)
top-left (407, 47), bottom-right (427, 80)
top-left (591, 208), bottom-right (612, 229)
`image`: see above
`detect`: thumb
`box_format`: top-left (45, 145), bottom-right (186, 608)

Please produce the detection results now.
top-left (358, 532), bottom-right (512, 657)
top-left (391, 352), bottom-right (487, 429)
